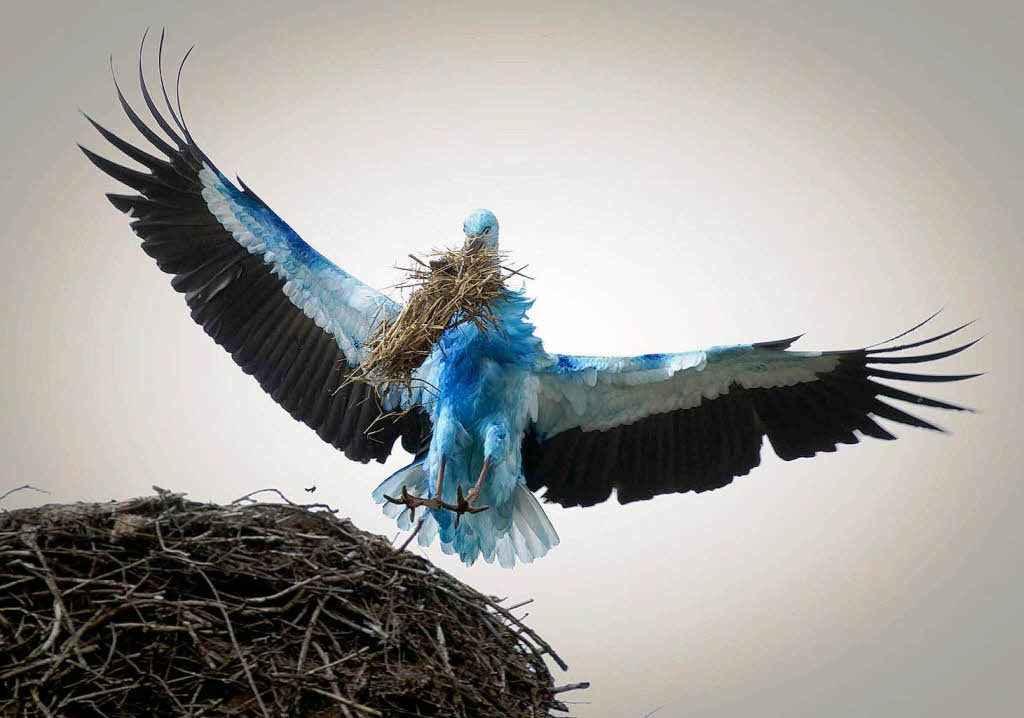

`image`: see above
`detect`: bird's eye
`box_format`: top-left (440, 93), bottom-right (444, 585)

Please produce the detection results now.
top-left (483, 227), bottom-right (491, 234)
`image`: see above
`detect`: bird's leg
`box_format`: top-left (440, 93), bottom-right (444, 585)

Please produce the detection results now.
top-left (467, 456), bottom-right (489, 504)
top-left (383, 456), bottom-right (447, 522)
top-left (453, 457), bottom-right (491, 528)
top-left (434, 455), bottom-right (447, 499)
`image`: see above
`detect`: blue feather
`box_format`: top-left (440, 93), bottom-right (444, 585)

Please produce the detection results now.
top-left (373, 286), bottom-right (559, 566)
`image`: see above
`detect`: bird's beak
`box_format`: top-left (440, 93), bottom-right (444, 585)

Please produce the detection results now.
top-left (464, 234), bottom-right (484, 253)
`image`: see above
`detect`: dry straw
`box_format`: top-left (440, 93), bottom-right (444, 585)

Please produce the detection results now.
top-left (354, 244), bottom-right (526, 401)
top-left (0, 490), bottom-right (585, 717)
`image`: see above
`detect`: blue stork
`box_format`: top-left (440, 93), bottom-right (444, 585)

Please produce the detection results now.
top-left (81, 36), bottom-right (979, 568)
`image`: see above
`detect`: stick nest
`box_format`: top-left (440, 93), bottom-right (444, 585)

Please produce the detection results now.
top-left (0, 490), bottom-right (579, 717)
top-left (356, 245), bottom-right (518, 399)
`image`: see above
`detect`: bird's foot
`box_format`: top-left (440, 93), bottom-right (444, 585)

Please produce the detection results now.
top-left (383, 485), bottom-right (445, 522)
top-left (383, 484), bottom-right (490, 526)
top-left (452, 485), bottom-right (489, 528)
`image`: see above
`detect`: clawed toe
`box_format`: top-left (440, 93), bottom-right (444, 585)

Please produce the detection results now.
top-left (453, 485), bottom-right (489, 528)
top-left (383, 484), bottom-right (489, 526)
top-left (383, 485), bottom-right (442, 522)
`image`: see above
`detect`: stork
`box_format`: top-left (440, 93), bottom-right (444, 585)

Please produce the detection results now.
top-left (81, 34), bottom-right (979, 567)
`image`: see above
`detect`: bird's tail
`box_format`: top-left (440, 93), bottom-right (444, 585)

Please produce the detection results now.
top-left (372, 460), bottom-right (559, 568)
top-left (491, 483), bottom-right (560, 568)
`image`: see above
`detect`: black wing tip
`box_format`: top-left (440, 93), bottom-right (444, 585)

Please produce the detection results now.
top-left (77, 143), bottom-right (107, 170)
top-left (866, 337), bottom-right (984, 365)
top-left (754, 333), bottom-right (804, 350)
top-left (864, 309), bottom-right (944, 350)
top-left (105, 193), bottom-right (136, 213)
top-left (867, 429), bottom-right (898, 441)
top-left (157, 27), bottom-right (189, 139)
top-left (870, 398), bottom-right (948, 433)
top-left (77, 142), bottom-right (106, 165)
top-left (79, 110), bottom-right (113, 139)
top-left (866, 319), bottom-right (979, 355)
top-left (136, 27), bottom-right (187, 149)
top-left (865, 378), bottom-right (977, 413)
top-left (915, 396), bottom-right (977, 414)
top-left (95, 30), bottom-right (212, 168)
top-left (868, 367), bottom-right (985, 383)
top-left (175, 43), bottom-right (198, 141)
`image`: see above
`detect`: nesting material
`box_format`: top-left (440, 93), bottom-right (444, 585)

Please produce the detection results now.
top-left (0, 490), bottom-right (581, 717)
top-left (356, 245), bottom-right (516, 399)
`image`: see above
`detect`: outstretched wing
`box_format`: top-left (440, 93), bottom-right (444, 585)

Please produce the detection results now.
top-left (80, 34), bottom-right (429, 463)
top-left (524, 316), bottom-right (979, 507)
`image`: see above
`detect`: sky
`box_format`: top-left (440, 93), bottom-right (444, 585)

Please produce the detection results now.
top-left (2, 2), bottom-right (1022, 716)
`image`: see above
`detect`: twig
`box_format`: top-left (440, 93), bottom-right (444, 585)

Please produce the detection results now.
top-left (398, 519), bottom-right (425, 552)
top-left (229, 488), bottom-right (336, 513)
top-left (196, 567), bottom-right (270, 718)
top-left (552, 682), bottom-right (591, 694)
top-left (246, 574), bottom-right (325, 604)
top-left (21, 536), bottom-right (73, 659)
top-left (0, 645), bottom-right (101, 681)
top-left (304, 686), bottom-right (383, 716)
top-left (435, 623), bottom-right (455, 680)
top-left (0, 484), bottom-right (50, 504)
top-left (305, 646), bottom-right (370, 675)
top-left (295, 597), bottom-right (324, 675)
top-left (30, 688), bottom-right (54, 718)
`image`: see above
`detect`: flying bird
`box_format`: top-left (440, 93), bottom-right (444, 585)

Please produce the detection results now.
top-left (81, 35), bottom-right (979, 567)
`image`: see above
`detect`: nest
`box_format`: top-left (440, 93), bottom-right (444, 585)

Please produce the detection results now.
top-left (356, 245), bottom-right (521, 399)
top-left (0, 490), bottom-right (583, 717)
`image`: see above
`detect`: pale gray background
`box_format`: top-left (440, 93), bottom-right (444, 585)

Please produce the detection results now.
top-left (2, 2), bottom-right (1022, 716)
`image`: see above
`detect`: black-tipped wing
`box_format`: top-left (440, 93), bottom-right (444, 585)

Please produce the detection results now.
top-left (524, 316), bottom-right (978, 507)
top-left (81, 34), bottom-right (429, 463)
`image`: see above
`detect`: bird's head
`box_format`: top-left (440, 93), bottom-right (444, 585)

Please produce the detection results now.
top-left (462, 209), bottom-right (499, 251)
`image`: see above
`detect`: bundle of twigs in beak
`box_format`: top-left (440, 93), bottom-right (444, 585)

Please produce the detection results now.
top-left (353, 243), bottom-right (524, 400)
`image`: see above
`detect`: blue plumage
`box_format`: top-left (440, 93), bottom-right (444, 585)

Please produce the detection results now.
top-left (373, 252), bottom-right (560, 566)
top-left (83, 36), bottom-right (979, 569)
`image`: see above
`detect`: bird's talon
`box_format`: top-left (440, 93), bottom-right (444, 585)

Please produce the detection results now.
top-left (383, 485), bottom-right (445, 522)
top-left (385, 483), bottom-right (488, 527)
top-left (450, 485), bottom-right (490, 527)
